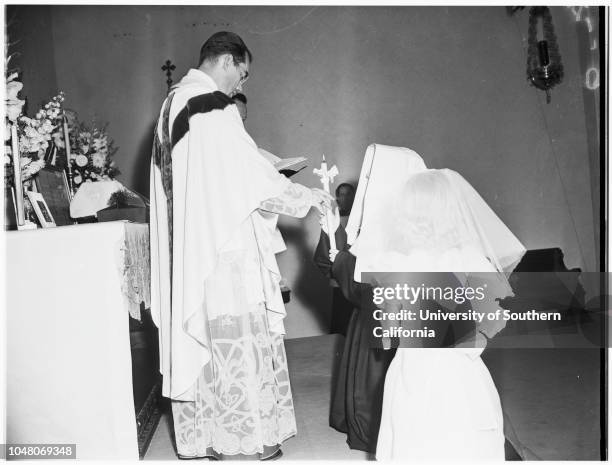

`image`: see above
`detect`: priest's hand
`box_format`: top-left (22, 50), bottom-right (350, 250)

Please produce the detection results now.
top-left (329, 248), bottom-right (339, 262)
top-left (311, 188), bottom-right (334, 214)
top-left (318, 206), bottom-right (340, 235)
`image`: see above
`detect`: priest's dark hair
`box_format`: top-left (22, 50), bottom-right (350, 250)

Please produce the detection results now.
top-left (198, 31), bottom-right (253, 67)
top-left (232, 93), bottom-right (247, 104)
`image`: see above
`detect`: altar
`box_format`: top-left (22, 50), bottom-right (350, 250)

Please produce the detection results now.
top-left (6, 221), bottom-right (151, 460)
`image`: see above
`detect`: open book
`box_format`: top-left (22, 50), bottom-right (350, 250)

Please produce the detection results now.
top-left (258, 148), bottom-right (308, 177)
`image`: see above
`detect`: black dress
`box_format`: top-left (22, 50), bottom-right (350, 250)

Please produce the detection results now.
top-left (314, 228), bottom-right (354, 336)
top-left (314, 229), bottom-right (395, 453)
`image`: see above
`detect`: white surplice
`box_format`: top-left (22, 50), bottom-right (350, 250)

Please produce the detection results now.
top-left (149, 69), bottom-right (310, 458)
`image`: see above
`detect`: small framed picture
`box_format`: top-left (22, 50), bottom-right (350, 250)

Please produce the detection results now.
top-left (26, 190), bottom-right (56, 228)
top-left (34, 166), bottom-right (73, 226)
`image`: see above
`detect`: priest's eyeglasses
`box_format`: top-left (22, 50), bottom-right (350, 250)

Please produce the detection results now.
top-left (235, 62), bottom-right (249, 86)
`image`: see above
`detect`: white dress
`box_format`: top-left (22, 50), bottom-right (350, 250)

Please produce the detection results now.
top-left (375, 247), bottom-right (505, 461)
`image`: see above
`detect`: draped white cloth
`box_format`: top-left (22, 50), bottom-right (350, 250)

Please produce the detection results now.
top-left (7, 222), bottom-right (144, 459)
top-left (378, 348), bottom-right (505, 460)
top-left (150, 69), bottom-right (292, 401)
top-left (345, 143), bottom-right (427, 282)
top-left (375, 169), bottom-right (526, 280)
top-left (375, 247), bottom-right (508, 460)
top-left (120, 221), bottom-right (151, 321)
top-left (149, 69), bottom-right (304, 458)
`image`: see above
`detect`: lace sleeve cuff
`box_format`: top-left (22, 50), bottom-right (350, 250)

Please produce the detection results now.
top-left (260, 182), bottom-right (313, 218)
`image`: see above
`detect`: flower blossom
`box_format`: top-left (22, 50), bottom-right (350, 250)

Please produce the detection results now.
top-left (75, 154), bottom-right (89, 167)
top-left (20, 158), bottom-right (45, 180)
top-left (92, 152), bottom-right (107, 169)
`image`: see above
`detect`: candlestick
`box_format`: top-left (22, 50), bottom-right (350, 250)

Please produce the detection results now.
top-left (63, 114), bottom-right (74, 198)
top-left (10, 123), bottom-right (25, 226)
top-left (313, 154), bottom-right (339, 251)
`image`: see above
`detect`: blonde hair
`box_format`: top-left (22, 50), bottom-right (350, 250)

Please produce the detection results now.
top-left (390, 170), bottom-right (473, 253)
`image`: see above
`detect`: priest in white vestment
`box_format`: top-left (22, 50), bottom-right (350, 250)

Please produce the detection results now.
top-left (149, 31), bottom-right (332, 460)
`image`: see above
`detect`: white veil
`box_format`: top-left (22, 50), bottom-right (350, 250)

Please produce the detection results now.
top-left (444, 169), bottom-right (525, 273)
top-left (378, 168), bottom-right (526, 279)
top-left (345, 143), bottom-right (427, 282)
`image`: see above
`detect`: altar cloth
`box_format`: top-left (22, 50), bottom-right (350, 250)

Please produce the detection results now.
top-left (6, 220), bottom-right (149, 459)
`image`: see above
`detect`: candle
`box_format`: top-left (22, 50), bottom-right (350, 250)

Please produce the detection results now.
top-left (536, 17), bottom-right (545, 41)
top-left (63, 114), bottom-right (74, 198)
top-left (313, 154), bottom-right (339, 250)
top-left (10, 123), bottom-right (25, 226)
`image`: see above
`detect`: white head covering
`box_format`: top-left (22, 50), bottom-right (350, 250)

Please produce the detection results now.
top-left (378, 169), bottom-right (526, 277)
top-left (346, 144), bottom-right (427, 281)
top-left (444, 169), bottom-right (525, 273)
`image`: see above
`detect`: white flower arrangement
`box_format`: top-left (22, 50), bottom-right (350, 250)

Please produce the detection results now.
top-left (20, 158), bottom-right (46, 181)
top-left (17, 92), bottom-right (64, 160)
top-left (66, 120), bottom-right (119, 186)
top-left (5, 74), bottom-right (63, 188)
top-left (5, 72), bottom-right (25, 126)
top-left (4, 71), bottom-right (120, 197)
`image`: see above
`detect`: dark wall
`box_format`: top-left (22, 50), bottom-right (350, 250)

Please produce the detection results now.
top-left (7, 5), bottom-right (58, 114)
top-left (7, 6), bottom-right (600, 337)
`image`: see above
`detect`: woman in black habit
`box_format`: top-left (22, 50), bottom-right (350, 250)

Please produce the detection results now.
top-left (313, 144), bottom-right (427, 454)
top-left (315, 221), bottom-right (394, 453)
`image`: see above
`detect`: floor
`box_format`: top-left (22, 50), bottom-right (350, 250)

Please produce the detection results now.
top-left (145, 330), bottom-right (602, 461)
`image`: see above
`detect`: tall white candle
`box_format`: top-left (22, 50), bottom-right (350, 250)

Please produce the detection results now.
top-left (10, 122), bottom-right (25, 226)
top-left (313, 154), bottom-right (339, 250)
top-left (536, 17), bottom-right (545, 42)
top-left (63, 114), bottom-right (74, 197)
